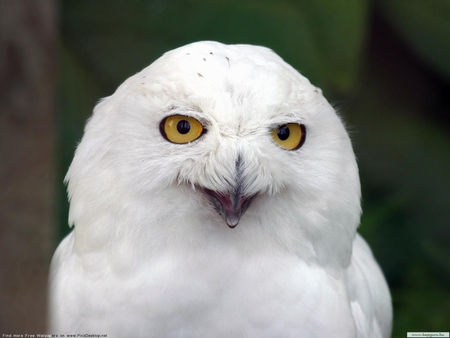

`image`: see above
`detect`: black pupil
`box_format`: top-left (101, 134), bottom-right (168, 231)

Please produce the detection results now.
top-left (277, 125), bottom-right (290, 141)
top-left (177, 120), bottom-right (191, 134)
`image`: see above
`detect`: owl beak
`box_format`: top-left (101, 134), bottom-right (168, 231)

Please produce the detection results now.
top-left (203, 188), bottom-right (256, 228)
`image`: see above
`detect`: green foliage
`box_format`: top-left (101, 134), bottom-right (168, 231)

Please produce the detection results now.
top-left (59, 0), bottom-right (450, 336)
top-left (62, 0), bottom-right (368, 93)
top-left (378, 0), bottom-right (450, 80)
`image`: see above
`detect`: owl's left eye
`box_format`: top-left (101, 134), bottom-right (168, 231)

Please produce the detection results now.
top-left (271, 123), bottom-right (306, 150)
top-left (160, 115), bottom-right (205, 144)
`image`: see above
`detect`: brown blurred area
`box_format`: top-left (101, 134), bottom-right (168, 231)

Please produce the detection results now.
top-left (0, 0), bottom-right (56, 333)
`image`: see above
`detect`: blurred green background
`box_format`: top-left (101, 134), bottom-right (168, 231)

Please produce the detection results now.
top-left (58, 0), bottom-right (450, 336)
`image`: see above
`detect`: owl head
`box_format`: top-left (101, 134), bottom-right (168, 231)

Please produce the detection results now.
top-left (66, 41), bottom-right (361, 268)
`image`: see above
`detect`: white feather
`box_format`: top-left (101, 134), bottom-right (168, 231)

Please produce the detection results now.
top-left (49, 41), bottom-right (392, 337)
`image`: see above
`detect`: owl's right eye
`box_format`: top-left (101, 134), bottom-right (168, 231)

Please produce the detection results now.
top-left (160, 115), bottom-right (205, 144)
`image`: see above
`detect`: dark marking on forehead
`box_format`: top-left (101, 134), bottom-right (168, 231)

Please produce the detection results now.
top-left (225, 82), bottom-right (234, 95)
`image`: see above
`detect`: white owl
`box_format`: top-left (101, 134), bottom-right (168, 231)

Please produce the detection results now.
top-left (49, 41), bottom-right (393, 337)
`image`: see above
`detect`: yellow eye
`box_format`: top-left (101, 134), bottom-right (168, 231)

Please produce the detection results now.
top-left (160, 115), bottom-right (205, 144)
top-left (271, 123), bottom-right (306, 150)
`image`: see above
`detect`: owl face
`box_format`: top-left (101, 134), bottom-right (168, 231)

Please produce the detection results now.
top-left (158, 114), bottom-right (305, 227)
top-left (67, 41), bottom-right (360, 258)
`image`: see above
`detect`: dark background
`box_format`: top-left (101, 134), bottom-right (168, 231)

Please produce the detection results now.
top-left (1, 0), bottom-right (449, 336)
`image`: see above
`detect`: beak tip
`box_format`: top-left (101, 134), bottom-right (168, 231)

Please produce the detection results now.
top-left (225, 217), bottom-right (240, 229)
top-left (202, 187), bottom-right (257, 229)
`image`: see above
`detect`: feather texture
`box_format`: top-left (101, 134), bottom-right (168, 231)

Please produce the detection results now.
top-left (49, 41), bottom-right (392, 337)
